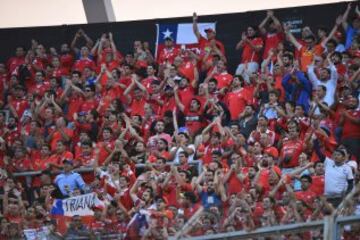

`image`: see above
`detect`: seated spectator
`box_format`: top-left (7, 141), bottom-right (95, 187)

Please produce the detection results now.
top-left (54, 159), bottom-right (88, 197)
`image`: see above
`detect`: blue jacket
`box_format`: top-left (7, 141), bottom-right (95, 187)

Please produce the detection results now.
top-left (282, 71), bottom-right (312, 112)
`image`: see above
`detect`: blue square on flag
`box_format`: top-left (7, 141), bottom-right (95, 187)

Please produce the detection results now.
top-left (158, 24), bottom-right (178, 44)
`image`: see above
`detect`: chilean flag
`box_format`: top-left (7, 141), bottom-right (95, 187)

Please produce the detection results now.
top-left (155, 22), bottom-right (216, 59)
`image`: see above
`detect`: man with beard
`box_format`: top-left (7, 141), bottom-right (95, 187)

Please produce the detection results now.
top-left (59, 43), bottom-right (74, 72)
top-left (226, 75), bottom-right (250, 121)
top-left (307, 57), bottom-right (338, 106)
top-left (3, 116), bottom-right (20, 147)
top-left (282, 67), bottom-right (312, 112)
top-left (314, 144), bottom-right (354, 207)
top-left (339, 95), bottom-right (360, 160)
top-left (235, 26), bottom-right (264, 81)
top-left (157, 37), bottom-right (180, 66)
top-left (147, 120), bottom-right (172, 150)
top-left (238, 104), bottom-right (258, 139)
top-left (7, 46), bottom-right (26, 74)
top-left (7, 85), bottom-right (29, 120)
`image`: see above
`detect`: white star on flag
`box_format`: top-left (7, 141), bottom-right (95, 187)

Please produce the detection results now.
top-left (162, 28), bottom-right (173, 39)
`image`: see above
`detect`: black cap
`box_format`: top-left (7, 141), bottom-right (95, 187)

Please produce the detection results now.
top-left (63, 159), bottom-right (74, 165)
top-left (164, 37), bottom-right (173, 41)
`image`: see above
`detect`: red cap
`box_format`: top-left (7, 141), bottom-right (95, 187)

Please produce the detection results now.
top-left (205, 28), bottom-right (216, 34)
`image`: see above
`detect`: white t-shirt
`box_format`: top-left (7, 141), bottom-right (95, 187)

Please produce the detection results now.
top-left (324, 157), bottom-right (353, 197)
top-left (170, 144), bottom-right (195, 164)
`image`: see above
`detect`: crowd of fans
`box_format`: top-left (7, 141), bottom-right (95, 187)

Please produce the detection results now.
top-left (0, 2), bottom-right (360, 240)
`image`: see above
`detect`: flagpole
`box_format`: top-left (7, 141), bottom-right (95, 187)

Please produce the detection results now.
top-left (155, 23), bottom-right (160, 59)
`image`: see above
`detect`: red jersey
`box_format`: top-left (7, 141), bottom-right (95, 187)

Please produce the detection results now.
top-left (129, 98), bottom-right (147, 116)
top-left (7, 56), bottom-right (25, 74)
top-left (280, 139), bottom-right (304, 168)
top-left (178, 87), bottom-right (195, 109)
top-left (157, 47), bottom-right (180, 65)
top-left (198, 36), bottom-right (225, 55)
top-left (241, 37), bottom-right (263, 63)
top-left (342, 109), bottom-right (360, 139)
top-left (48, 151), bottom-right (74, 167)
top-left (78, 98), bottom-right (99, 113)
top-left (262, 32), bottom-right (284, 59)
top-left (183, 107), bottom-right (204, 135)
top-left (28, 82), bottom-right (50, 98)
top-left (295, 189), bottom-right (316, 207)
top-left (9, 97), bottom-right (29, 118)
top-left (60, 53), bottom-right (74, 71)
top-left (50, 128), bottom-right (74, 151)
top-left (213, 72), bottom-right (233, 89)
top-left (96, 141), bottom-right (115, 166)
top-left (73, 58), bottom-right (96, 72)
top-left (226, 88), bottom-right (249, 120)
top-left (310, 175), bottom-right (324, 196)
top-left (178, 61), bottom-right (196, 83)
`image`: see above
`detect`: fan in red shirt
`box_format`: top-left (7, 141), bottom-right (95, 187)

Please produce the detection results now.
top-left (225, 76), bottom-right (250, 120)
top-left (8, 85), bottom-right (29, 120)
top-left (212, 60), bottom-right (233, 94)
top-left (235, 26), bottom-right (263, 80)
top-left (49, 117), bottom-right (74, 151)
top-left (309, 161), bottom-right (325, 196)
top-left (7, 46), bottom-right (26, 74)
top-left (258, 10), bottom-right (284, 59)
top-left (157, 37), bottom-right (180, 65)
top-left (47, 140), bottom-right (74, 168)
top-left (73, 47), bottom-right (96, 72)
top-left (176, 78), bottom-right (195, 110)
top-left (96, 127), bottom-right (115, 166)
top-left (76, 141), bottom-right (96, 167)
top-left (32, 144), bottom-right (52, 171)
top-left (124, 75), bottom-right (149, 116)
top-left (8, 147), bottom-right (32, 172)
top-left (174, 86), bottom-right (204, 136)
top-left (28, 71), bottom-right (50, 99)
top-left (339, 95), bottom-right (360, 160)
top-left (78, 85), bottom-right (98, 114)
top-left (175, 55), bottom-right (198, 87)
top-left (192, 12), bottom-right (225, 56)
top-left (59, 43), bottom-right (74, 72)
top-left (294, 175), bottom-right (317, 208)
top-left (279, 121), bottom-right (305, 169)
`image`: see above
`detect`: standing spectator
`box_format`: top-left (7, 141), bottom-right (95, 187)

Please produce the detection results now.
top-left (307, 57), bottom-right (338, 107)
top-left (339, 95), bottom-right (360, 160)
top-left (192, 12), bottom-right (225, 55)
top-left (282, 68), bottom-right (312, 112)
top-left (314, 143), bottom-right (354, 207)
top-left (235, 26), bottom-right (264, 82)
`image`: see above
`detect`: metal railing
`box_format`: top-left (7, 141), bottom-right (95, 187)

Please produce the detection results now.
top-left (12, 160), bottom-right (203, 176)
top-left (12, 160), bottom-right (203, 187)
top-left (171, 215), bottom-right (360, 240)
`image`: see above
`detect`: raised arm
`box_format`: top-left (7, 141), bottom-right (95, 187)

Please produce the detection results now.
top-left (108, 32), bottom-right (118, 60)
top-left (173, 85), bottom-right (185, 112)
top-left (283, 23), bottom-right (302, 50)
top-left (341, 3), bottom-right (352, 31)
top-left (322, 16), bottom-right (343, 47)
top-left (79, 29), bottom-right (94, 49)
top-left (259, 10), bottom-right (272, 35)
top-left (192, 12), bottom-right (201, 41)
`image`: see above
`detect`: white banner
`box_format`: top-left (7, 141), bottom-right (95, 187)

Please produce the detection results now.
top-left (51, 193), bottom-right (104, 217)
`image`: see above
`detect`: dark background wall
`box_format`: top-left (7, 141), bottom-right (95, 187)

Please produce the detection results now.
top-left (0, 1), bottom-right (352, 72)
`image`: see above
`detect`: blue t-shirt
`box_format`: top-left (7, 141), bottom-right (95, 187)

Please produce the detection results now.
top-left (200, 190), bottom-right (222, 209)
top-left (345, 26), bottom-right (360, 49)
